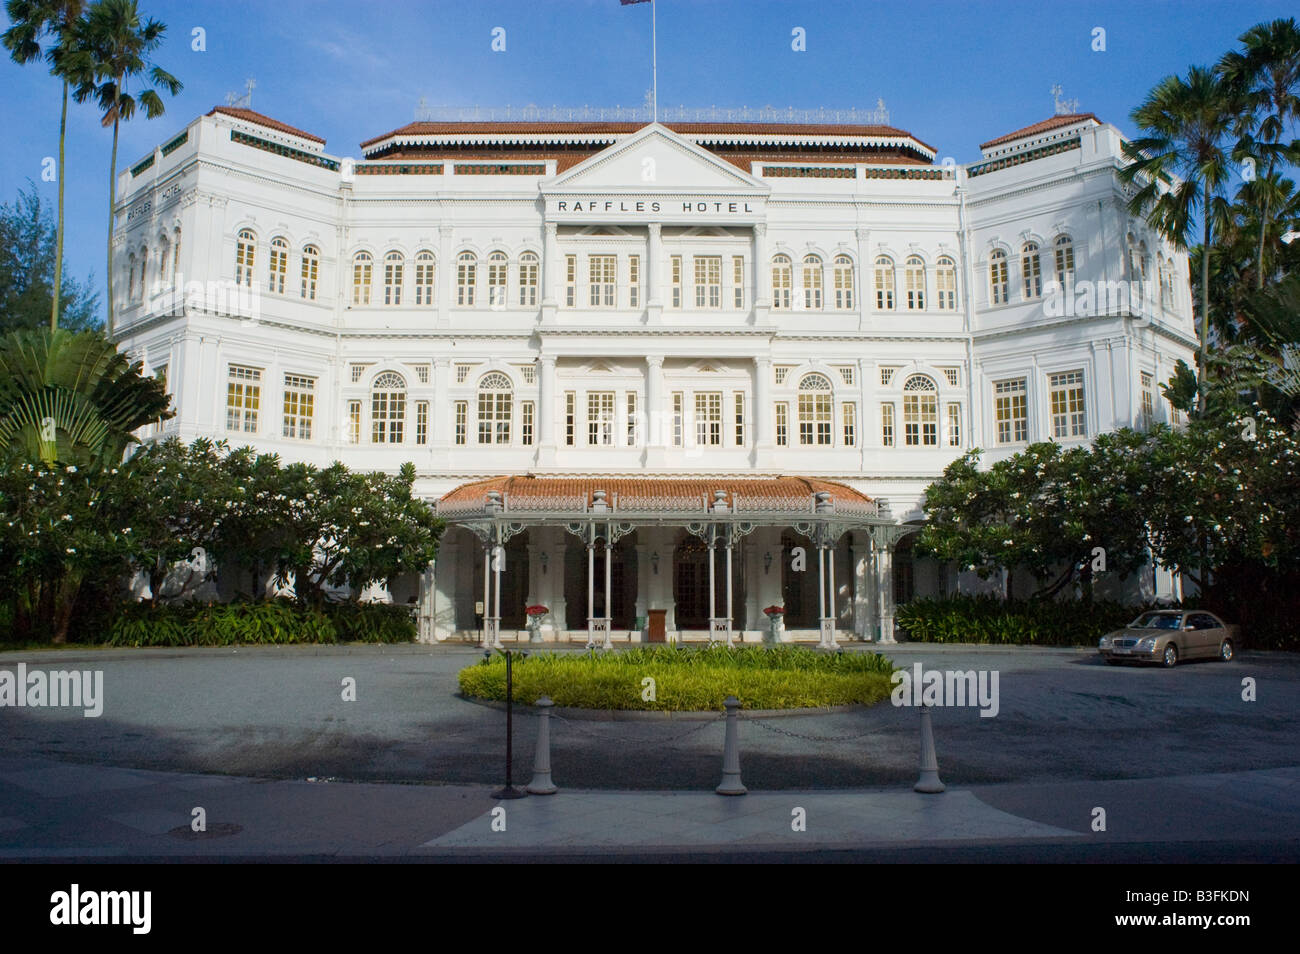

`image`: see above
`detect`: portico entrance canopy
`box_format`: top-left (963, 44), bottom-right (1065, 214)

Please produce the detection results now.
top-left (430, 476), bottom-right (910, 647)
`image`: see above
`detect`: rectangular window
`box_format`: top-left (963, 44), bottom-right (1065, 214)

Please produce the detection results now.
top-left (1049, 369), bottom-right (1087, 438)
top-left (346, 400), bottom-right (361, 444)
top-left (565, 391), bottom-right (576, 446)
top-left (282, 373), bottom-right (315, 440)
top-left (519, 257), bottom-right (537, 306)
top-left (936, 264), bottom-right (956, 310)
top-left (903, 393), bottom-right (938, 446)
top-left (733, 256), bottom-right (745, 309)
top-left (455, 363), bottom-right (473, 384)
top-left (384, 257), bottom-right (403, 305)
top-left (413, 364), bottom-right (431, 385)
top-left (415, 255), bottom-right (435, 305)
top-left (626, 392), bottom-right (638, 446)
top-left (672, 392), bottom-right (684, 447)
top-left (415, 400), bottom-right (428, 445)
top-left (521, 400), bottom-right (535, 446)
top-left (353, 258), bottom-right (372, 305)
top-left (994, 378), bottom-right (1028, 444)
top-left (589, 255), bottom-right (616, 307)
top-left (843, 402), bottom-right (857, 447)
top-left (565, 255), bottom-right (576, 307)
top-left (670, 256), bottom-right (682, 308)
top-left (456, 258), bottom-right (475, 306)
top-left (694, 256), bottom-right (721, 309)
top-left (1023, 252), bottom-right (1042, 299)
top-left (947, 402), bottom-right (961, 447)
top-left (269, 244), bottom-right (287, 294)
top-left (695, 391), bottom-right (722, 445)
top-left (629, 255), bottom-right (640, 308)
top-left (588, 391), bottom-right (615, 445)
top-left (881, 403), bottom-right (895, 447)
top-left (775, 402), bottom-right (789, 446)
top-left (226, 365), bottom-right (261, 433)
top-left (799, 393), bottom-right (832, 445)
top-left (837, 366), bottom-right (855, 386)
top-left (1140, 371), bottom-right (1155, 428)
top-left (734, 392), bottom-right (745, 446)
top-left (454, 401), bottom-right (467, 445)
top-left (301, 250), bottom-right (319, 300)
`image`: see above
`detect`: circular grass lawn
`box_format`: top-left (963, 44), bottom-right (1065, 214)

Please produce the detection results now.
top-left (457, 644), bottom-right (898, 711)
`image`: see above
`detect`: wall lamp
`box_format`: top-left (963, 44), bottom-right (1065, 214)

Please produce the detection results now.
top-left (651, 551), bottom-right (660, 575)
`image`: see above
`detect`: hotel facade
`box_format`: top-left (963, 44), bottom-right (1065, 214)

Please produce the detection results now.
top-left (110, 106), bottom-right (1197, 644)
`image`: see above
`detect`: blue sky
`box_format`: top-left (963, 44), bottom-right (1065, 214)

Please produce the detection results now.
top-left (1, 0), bottom-right (1295, 322)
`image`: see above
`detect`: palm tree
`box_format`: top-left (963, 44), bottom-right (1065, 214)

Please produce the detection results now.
top-left (0, 327), bottom-right (171, 469)
top-left (1120, 67), bottom-right (1237, 412)
top-left (73, 0), bottom-right (180, 335)
top-left (2, 0), bottom-right (91, 332)
top-left (1217, 17), bottom-right (1300, 290)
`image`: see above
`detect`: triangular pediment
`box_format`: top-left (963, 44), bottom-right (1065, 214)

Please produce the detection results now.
top-left (547, 124), bottom-right (768, 194)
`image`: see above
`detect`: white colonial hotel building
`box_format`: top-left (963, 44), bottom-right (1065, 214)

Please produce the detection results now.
top-left (111, 105), bottom-right (1196, 644)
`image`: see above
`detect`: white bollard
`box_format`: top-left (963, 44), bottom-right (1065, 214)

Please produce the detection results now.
top-left (526, 695), bottom-right (557, 795)
top-left (914, 703), bottom-right (946, 794)
top-left (716, 696), bottom-right (747, 796)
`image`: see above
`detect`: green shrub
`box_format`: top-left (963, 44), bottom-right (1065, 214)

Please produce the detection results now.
top-left (895, 595), bottom-right (1144, 646)
top-left (102, 599), bottom-right (414, 646)
top-left (458, 645), bottom-right (897, 711)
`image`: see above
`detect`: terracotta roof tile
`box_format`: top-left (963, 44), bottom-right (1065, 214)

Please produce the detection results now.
top-left (979, 113), bottom-right (1100, 150)
top-left (207, 106), bottom-right (325, 144)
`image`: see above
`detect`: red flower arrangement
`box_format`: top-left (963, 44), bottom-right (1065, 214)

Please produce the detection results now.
top-left (763, 605), bottom-right (785, 616)
top-left (525, 605), bottom-right (549, 617)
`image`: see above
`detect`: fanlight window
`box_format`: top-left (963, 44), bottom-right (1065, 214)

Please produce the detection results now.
top-left (477, 372), bottom-right (513, 444)
top-left (371, 371), bottom-right (406, 443)
top-left (797, 373), bottom-right (833, 445)
top-left (902, 375), bottom-right (938, 446)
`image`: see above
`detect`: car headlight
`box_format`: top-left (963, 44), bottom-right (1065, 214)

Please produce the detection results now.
top-left (1099, 635), bottom-right (1111, 647)
top-left (1137, 636), bottom-right (1157, 651)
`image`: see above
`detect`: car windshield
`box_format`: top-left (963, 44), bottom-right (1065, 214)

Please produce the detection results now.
top-left (1131, 612), bottom-right (1182, 630)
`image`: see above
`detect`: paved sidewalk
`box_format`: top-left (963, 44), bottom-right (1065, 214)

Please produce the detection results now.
top-left (1, 754), bottom-right (1296, 858)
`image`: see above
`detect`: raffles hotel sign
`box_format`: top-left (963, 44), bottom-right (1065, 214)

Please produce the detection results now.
top-left (544, 194), bottom-right (766, 224)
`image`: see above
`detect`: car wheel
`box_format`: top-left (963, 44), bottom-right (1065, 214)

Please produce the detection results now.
top-left (1219, 640), bottom-right (1234, 662)
top-left (1162, 644), bottom-right (1178, 668)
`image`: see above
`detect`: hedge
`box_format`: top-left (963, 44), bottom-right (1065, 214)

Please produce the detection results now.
top-left (101, 599), bottom-right (415, 647)
top-left (895, 595), bottom-right (1144, 646)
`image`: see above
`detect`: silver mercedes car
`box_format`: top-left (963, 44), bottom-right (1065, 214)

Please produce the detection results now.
top-left (1098, 610), bottom-right (1238, 667)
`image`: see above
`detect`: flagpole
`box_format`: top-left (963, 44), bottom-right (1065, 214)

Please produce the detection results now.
top-left (652, 0), bottom-right (658, 123)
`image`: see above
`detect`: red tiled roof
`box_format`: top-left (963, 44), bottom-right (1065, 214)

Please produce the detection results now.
top-left (438, 475), bottom-right (873, 513)
top-left (361, 121), bottom-right (926, 150)
top-left (207, 106), bottom-right (325, 144)
top-left (979, 113), bottom-right (1100, 150)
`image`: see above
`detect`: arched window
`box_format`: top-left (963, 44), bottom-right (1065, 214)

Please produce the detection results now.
top-left (771, 255), bottom-right (792, 309)
top-left (1160, 259), bottom-right (1175, 309)
top-left (487, 251), bottom-right (508, 307)
top-left (797, 373), bottom-right (833, 445)
top-left (384, 251), bottom-right (404, 305)
top-left (477, 371), bottom-right (513, 444)
top-left (989, 249), bottom-right (1009, 305)
top-left (905, 256), bottom-right (925, 310)
top-left (936, 256), bottom-right (957, 310)
top-left (902, 375), bottom-right (938, 446)
top-left (1022, 242), bottom-right (1041, 299)
top-left (414, 250), bottom-right (435, 305)
top-left (874, 256), bottom-right (895, 310)
top-left (1054, 236), bottom-right (1074, 289)
top-left (158, 233), bottom-right (172, 285)
top-left (235, 229), bottom-right (256, 286)
top-left (172, 227), bottom-right (181, 283)
top-left (1138, 241), bottom-right (1150, 286)
top-left (137, 246), bottom-right (149, 300)
top-left (518, 251), bottom-right (538, 306)
top-left (127, 252), bottom-right (137, 301)
top-left (801, 255), bottom-right (823, 310)
top-left (352, 251), bottom-right (373, 305)
top-left (833, 255), bottom-right (854, 309)
top-left (457, 252), bottom-right (477, 306)
top-left (268, 236), bottom-right (288, 294)
top-left (301, 244), bottom-right (319, 300)
top-left (371, 371), bottom-right (406, 443)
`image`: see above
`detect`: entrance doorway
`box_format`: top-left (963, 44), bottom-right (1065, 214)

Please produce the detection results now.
top-left (673, 537), bottom-right (744, 629)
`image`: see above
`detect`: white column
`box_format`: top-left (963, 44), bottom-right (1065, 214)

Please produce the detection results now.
top-left (541, 221), bottom-right (559, 324)
top-left (826, 541), bottom-right (838, 648)
top-left (876, 539), bottom-right (896, 644)
top-left (587, 539), bottom-right (595, 640)
top-left (646, 222), bottom-right (664, 323)
top-left (603, 526), bottom-right (613, 650)
top-left (753, 355), bottom-right (773, 468)
top-left (482, 545), bottom-right (491, 643)
top-left (492, 543), bottom-right (503, 647)
top-left (725, 538), bottom-right (735, 646)
top-left (852, 535), bottom-right (873, 641)
top-left (855, 227), bottom-right (871, 331)
top-left (438, 223), bottom-right (453, 326)
top-left (645, 354), bottom-right (666, 466)
top-left (538, 354), bottom-right (557, 466)
top-left (432, 357), bottom-right (451, 453)
top-left (708, 534), bottom-right (717, 625)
